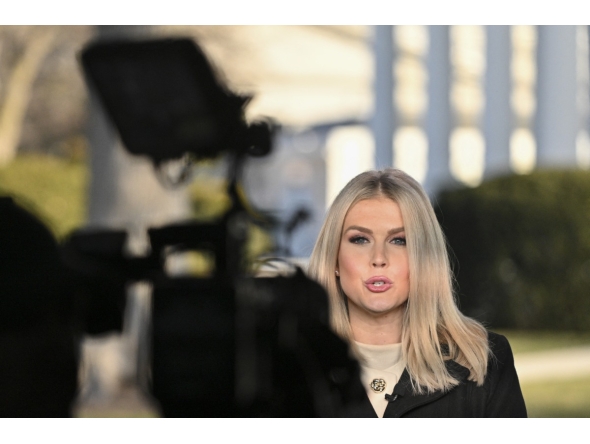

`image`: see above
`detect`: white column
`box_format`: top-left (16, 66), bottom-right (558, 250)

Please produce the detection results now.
top-left (371, 25), bottom-right (395, 169)
top-left (484, 26), bottom-right (513, 179)
top-left (423, 25), bottom-right (455, 197)
top-left (577, 26), bottom-right (590, 169)
top-left (534, 25), bottom-right (578, 167)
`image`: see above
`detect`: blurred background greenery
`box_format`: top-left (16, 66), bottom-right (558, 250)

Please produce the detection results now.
top-left (0, 154), bottom-right (87, 239)
top-left (437, 170), bottom-right (590, 332)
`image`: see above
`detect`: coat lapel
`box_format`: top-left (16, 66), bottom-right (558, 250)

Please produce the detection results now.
top-left (382, 360), bottom-right (470, 417)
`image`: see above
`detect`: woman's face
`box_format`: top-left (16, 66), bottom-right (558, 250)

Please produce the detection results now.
top-left (336, 196), bottom-right (410, 321)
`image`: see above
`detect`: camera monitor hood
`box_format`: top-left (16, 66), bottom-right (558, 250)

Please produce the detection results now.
top-left (81, 38), bottom-right (269, 166)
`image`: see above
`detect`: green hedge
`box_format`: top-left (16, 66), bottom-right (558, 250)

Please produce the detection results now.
top-left (435, 169), bottom-right (590, 331)
top-left (0, 154), bottom-right (88, 240)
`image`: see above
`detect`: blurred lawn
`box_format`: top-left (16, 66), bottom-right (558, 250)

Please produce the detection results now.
top-left (520, 376), bottom-right (590, 418)
top-left (495, 330), bottom-right (590, 418)
top-left (0, 154), bottom-right (87, 239)
top-left (494, 329), bottom-right (590, 354)
top-left (73, 403), bottom-right (160, 418)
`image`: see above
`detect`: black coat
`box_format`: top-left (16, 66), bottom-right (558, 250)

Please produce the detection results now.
top-left (346, 332), bottom-right (527, 418)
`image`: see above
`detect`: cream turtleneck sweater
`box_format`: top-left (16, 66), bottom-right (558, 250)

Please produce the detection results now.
top-left (354, 341), bottom-right (406, 418)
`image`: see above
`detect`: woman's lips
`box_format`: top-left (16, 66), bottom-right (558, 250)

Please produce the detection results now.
top-left (364, 276), bottom-right (393, 293)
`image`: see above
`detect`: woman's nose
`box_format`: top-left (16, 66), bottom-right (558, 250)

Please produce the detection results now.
top-left (372, 259), bottom-right (387, 267)
top-left (371, 248), bottom-right (387, 267)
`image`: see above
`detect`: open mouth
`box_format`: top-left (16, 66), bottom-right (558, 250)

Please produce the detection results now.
top-left (365, 276), bottom-right (392, 292)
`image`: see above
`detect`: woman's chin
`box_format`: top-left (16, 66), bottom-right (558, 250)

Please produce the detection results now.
top-left (362, 299), bottom-right (406, 317)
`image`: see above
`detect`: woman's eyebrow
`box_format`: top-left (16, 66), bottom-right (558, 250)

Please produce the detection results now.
top-left (344, 225), bottom-right (372, 234)
top-left (388, 227), bottom-right (405, 235)
top-left (343, 225), bottom-right (405, 235)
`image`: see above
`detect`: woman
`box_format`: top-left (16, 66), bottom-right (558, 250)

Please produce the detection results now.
top-left (308, 169), bottom-right (527, 417)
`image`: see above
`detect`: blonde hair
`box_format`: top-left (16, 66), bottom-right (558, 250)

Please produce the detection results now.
top-left (308, 169), bottom-right (489, 394)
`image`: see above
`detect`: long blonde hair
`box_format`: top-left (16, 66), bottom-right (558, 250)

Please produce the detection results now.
top-left (308, 169), bottom-right (489, 394)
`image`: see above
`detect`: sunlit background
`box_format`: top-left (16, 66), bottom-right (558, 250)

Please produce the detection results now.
top-left (2, 26), bottom-right (589, 254)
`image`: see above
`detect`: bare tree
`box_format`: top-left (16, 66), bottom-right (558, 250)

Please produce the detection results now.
top-left (0, 25), bottom-right (96, 166)
top-left (0, 26), bottom-right (58, 166)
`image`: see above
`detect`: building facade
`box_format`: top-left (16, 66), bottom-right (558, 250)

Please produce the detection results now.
top-left (247, 26), bottom-right (590, 258)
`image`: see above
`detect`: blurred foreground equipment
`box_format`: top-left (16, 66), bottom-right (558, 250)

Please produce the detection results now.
top-left (62, 37), bottom-right (366, 417)
top-left (0, 196), bottom-right (78, 417)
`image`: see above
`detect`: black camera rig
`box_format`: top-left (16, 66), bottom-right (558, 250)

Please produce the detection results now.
top-left (62, 38), bottom-right (366, 417)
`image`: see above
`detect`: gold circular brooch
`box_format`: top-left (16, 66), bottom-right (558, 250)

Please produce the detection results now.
top-left (370, 378), bottom-right (386, 393)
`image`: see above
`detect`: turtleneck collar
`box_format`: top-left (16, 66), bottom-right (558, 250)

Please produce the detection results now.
top-left (354, 341), bottom-right (403, 371)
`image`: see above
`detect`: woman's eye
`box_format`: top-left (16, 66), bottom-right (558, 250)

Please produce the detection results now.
top-left (391, 236), bottom-right (406, 246)
top-left (349, 235), bottom-right (369, 244)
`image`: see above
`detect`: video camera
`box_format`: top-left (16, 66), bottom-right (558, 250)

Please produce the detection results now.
top-left (62, 37), bottom-right (366, 417)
